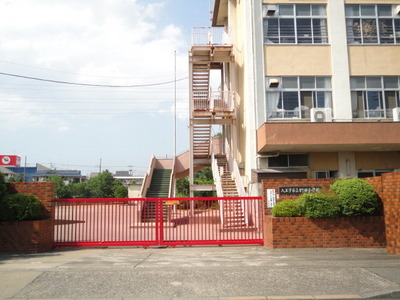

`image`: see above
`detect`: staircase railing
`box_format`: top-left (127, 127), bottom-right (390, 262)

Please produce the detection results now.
top-left (168, 157), bottom-right (176, 198)
top-left (139, 156), bottom-right (157, 222)
top-left (224, 139), bottom-right (246, 197)
top-left (192, 27), bottom-right (231, 46)
top-left (211, 153), bottom-right (225, 225)
top-left (193, 91), bottom-right (234, 112)
top-left (224, 139), bottom-right (249, 226)
top-left (140, 155), bottom-right (156, 198)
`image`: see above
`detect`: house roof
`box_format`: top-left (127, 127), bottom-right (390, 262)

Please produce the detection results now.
top-left (0, 166), bottom-right (16, 176)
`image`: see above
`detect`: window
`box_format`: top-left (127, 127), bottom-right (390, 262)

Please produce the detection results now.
top-left (266, 76), bottom-right (332, 120)
top-left (351, 76), bottom-right (400, 119)
top-left (358, 169), bottom-right (393, 178)
top-left (263, 4), bottom-right (328, 44)
top-left (315, 171), bottom-right (338, 179)
top-left (269, 154), bottom-right (309, 168)
top-left (346, 5), bottom-right (400, 44)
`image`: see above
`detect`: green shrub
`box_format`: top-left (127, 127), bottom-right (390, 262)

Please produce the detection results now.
top-left (330, 178), bottom-right (380, 216)
top-left (0, 194), bottom-right (44, 221)
top-left (299, 191), bottom-right (341, 218)
top-left (0, 173), bottom-right (7, 201)
top-left (272, 199), bottom-right (302, 217)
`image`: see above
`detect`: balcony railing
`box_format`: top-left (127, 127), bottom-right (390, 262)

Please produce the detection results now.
top-left (193, 91), bottom-right (234, 112)
top-left (192, 27), bottom-right (231, 46)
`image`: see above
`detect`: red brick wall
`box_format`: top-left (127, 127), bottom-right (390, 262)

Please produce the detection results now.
top-left (381, 172), bottom-right (400, 255)
top-left (264, 216), bottom-right (386, 248)
top-left (7, 182), bottom-right (55, 219)
top-left (0, 182), bottom-right (55, 253)
top-left (0, 219), bottom-right (53, 252)
top-left (262, 175), bottom-right (400, 253)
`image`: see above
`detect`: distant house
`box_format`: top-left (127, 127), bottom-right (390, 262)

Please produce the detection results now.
top-left (33, 168), bottom-right (85, 183)
top-left (3, 163), bottom-right (85, 183)
top-left (0, 166), bottom-right (16, 181)
top-left (113, 171), bottom-right (144, 187)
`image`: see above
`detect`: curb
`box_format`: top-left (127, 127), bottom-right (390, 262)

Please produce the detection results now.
top-left (363, 288), bottom-right (400, 299)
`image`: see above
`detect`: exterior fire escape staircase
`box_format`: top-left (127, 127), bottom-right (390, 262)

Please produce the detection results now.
top-left (189, 28), bottom-right (248, 228)
top-left (192, 62), bottom-right (212, 158)
top-left (189, 27), bottom-right (235, 196)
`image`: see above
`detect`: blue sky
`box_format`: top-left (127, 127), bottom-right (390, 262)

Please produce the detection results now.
top-left (0, 0), bottom-right (212, 176)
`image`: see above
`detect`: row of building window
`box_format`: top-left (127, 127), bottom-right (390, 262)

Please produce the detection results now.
top-left (263, 4), bottom-right (400, 45)
top-left (266, 76), bottom-right (400, 120)
top-left (268, 154), bottom-right (393, 179)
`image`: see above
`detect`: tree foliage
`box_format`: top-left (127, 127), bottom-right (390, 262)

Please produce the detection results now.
top-left (176, 167), bottom-right (215, 197)
top-left (298, 191), bottom-right (341, 218)
top-left (330, 178), bottom-right (380, 216)
top-left (0, 173), bottom-right (7, 201)
top-left (271, 199), bottom-right (302, 217)
top-left (86, 170), bottom-right (115, 198)
top-left (0, 194), bottom-right (43, 221)
top-left (46, 175), bottom-right (71, 199)
top-left (46, 171), bottom-right (128, 199)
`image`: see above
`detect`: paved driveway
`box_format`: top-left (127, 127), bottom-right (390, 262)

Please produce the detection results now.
top-left (0, 246), bottom-right (399, 299)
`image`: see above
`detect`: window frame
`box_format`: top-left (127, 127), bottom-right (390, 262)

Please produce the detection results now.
top-left (346, 4), bottom-right (400, 45)
top-left (351, 76), bottom-right (400, 119)
top-left (266, 76), bottom-right (332, 120)
top-left (263, 4), bottom-right (329, 45)
top-left (268, 154), bottom-right (309, 168)
top-left (358, 169), bottom-right (394, 178)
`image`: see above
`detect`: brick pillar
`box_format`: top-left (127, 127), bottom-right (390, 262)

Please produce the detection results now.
top-left (381, 172), bottom-right (400, 255)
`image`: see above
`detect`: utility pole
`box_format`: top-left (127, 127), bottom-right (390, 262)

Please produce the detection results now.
top-left (174, 50), bottom-right (177, 159)
top-left (99, 158), bottom-right (102, 173)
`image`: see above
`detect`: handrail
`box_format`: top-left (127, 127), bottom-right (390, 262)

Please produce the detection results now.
top-left (224, 139), bottom-right (248, 226)
top-left (211, 154), bottom-right (224, 197)
top-left (211, 153), bottom-right (225, 225)
top-left (224, 139), bottom-right (247, 197)
top-left (193, 91), bottom-right (234, 112)
top-left (168, 157), bottom-right (176, 198)
top-left (192, 27), bottom-right (232, 46)
top-left (140, 155), bottom-right (156, 198)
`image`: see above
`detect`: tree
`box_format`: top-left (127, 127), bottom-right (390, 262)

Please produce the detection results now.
top-left (114, 184), bottom-right (128, 198)
top-left (0, 173), bottom-right (7, 201)
top-left (175, 167), bottom-right (215, 197)
top-left (85, 170), bottom-right (128, 198)
top-left (86, 170), bottom-right (115, 198)
top-left (68, 182), bottom-right (90, 198)
top-left (176, 177), bottom-right (189, 197)
top-left (46, 175), bottom-right (71, 199)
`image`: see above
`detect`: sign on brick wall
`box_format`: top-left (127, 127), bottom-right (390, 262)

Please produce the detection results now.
top-left (266, 189), bottom-right (276, 208)
top-left (279, 186), bottom-right (322, 195)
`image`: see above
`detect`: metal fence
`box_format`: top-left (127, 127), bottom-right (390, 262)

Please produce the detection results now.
top-left (54, 197), bottom-right (264, 248)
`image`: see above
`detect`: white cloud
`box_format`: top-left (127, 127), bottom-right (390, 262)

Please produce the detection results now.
top-left (0, 0), bottom-right (189, 131)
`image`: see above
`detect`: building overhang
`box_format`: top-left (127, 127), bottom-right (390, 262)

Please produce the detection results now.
top-left (257, 122), bottom-right (400, 153)
top-left (212, 0), bottom-right (228, 27)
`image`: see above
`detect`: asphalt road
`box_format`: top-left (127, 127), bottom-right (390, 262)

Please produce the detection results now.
top-left (0, 246), bottom-right (399, 300)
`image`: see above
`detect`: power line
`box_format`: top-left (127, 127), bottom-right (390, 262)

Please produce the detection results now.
top-left (0, 59), bottom-right (188, 80)
top-left (0, 71), bottom-right (188, 88)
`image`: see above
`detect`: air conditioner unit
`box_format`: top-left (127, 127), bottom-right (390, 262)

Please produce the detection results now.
top-left (393, 107), bottom-right (400, 122)
top-left (269, 78), bottom-right (280, 88)
top-left (263, 5), bottom-right (277, 16)
top-left (310, 108), bottom-right (332, 122)
top-left (395, 5), bottom-right (400, 15)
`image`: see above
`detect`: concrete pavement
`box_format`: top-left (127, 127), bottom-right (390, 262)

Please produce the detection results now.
top-left (0, 246), bottom-right (399, 300)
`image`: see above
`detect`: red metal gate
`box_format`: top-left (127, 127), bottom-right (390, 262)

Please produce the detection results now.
top-left (53, 197), bottom-right (264, 247)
